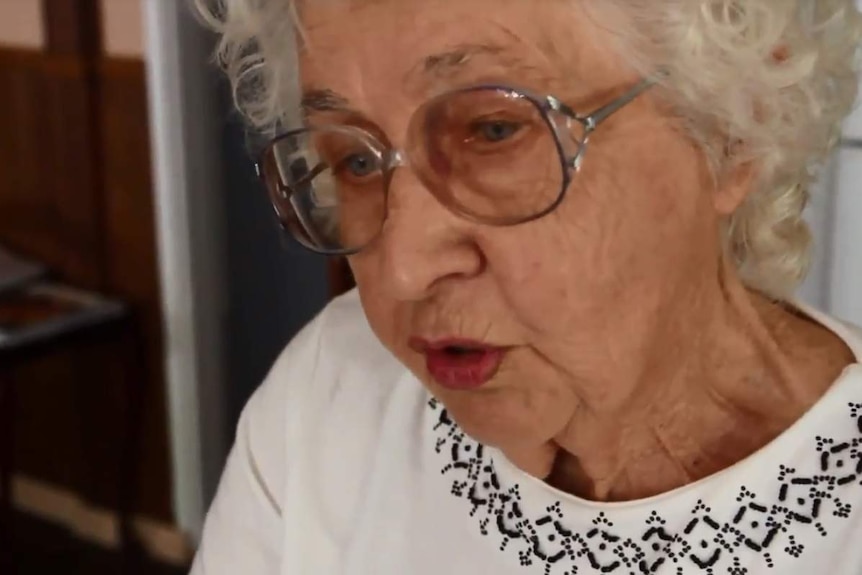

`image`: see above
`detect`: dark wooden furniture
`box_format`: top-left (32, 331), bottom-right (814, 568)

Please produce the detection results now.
top-left (0, 1), bottom-right (172, 524)
top-left (0, 282), bottom-right (147, 573)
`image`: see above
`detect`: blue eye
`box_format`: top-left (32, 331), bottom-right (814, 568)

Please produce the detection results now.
top-left (472, 120), bottom-right (522, 143)
top-left (340, 152), bottom-right (379, 178)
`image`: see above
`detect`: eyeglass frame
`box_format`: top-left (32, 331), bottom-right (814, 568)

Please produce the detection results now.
top-left (255, 77), bottom-right (657, 256)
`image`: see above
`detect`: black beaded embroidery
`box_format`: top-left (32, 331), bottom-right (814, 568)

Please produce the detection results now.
top-left (429, 398), bottom-right (862, 574)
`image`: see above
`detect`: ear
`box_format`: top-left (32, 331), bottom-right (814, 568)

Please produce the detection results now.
top-left (712, 161), bottom-right (757, 216)
top-left (710, 131), bottom-right (758, 217)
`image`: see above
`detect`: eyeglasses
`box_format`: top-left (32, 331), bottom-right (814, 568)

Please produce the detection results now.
top-left (256, 78), bottom-right (655, 255)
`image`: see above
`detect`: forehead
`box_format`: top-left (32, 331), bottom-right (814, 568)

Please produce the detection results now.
top-left (297, 0), bottom-right (623, 107)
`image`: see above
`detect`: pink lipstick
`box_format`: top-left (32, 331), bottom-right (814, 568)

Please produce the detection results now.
top-left (408, 337), bottom-right (506, 390)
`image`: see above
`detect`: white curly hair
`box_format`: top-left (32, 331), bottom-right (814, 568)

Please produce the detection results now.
top-left (193, 0), bottom-right (862, 298)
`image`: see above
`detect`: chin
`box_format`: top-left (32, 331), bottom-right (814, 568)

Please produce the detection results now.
top-left (427, 382), bottom-right (553, 448)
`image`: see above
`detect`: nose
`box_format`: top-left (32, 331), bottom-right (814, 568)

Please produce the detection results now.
top-left (375, 169), bottom-right (484, 302)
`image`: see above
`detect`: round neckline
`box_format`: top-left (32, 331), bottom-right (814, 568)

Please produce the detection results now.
top-left (491, 364), bottom-right (861, 512)
top-left (490, 304), bottom-right (862, 511)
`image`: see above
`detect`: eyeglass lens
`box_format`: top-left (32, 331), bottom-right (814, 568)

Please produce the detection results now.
top-left (261, 87), bottom-right (584, 253)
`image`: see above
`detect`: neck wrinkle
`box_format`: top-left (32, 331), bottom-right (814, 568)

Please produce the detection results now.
top-left (547, 259), bottom-right (812, 502)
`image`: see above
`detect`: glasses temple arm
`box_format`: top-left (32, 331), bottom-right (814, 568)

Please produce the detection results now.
top-left (272, 159), bottom-right (330, 247)
top-left (293, 161), bottom-right (328, 188)
top-left (582, 77), bottom-right (657, 130)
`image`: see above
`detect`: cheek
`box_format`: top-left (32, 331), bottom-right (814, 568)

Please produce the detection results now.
top-left (482, 233), bottom-right (587, 336)
top-left (576, 125), bottom-right (717, 271)
top-left (483, 128), bottom-right (716, 334)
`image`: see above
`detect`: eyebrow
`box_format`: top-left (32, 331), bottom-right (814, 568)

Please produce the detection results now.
top-left (301, 88), bottom-right (351, 114)
top-left (406, 42), bottom-right (552, 95)
top-left (420, 43), bottom-right (504, 77)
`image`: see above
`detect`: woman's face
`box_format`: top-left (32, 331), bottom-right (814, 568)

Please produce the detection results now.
top-left (299, 0), bottom-right (737, 450)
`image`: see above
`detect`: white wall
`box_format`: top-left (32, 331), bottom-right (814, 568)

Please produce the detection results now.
top-left (828, 139), bottom-right (862, 327)
top-left (800, 160), bottom-right (861, 327)
top-left (101, 0), bottom-right (144, 57)
top-left (798, 165), bottom-right (837, 311)
top-left (0, 0), bottom-right (144, 54)
top-left (825, 0), bottom-right (862, 326)
top-left (0, 0), bottom-right (44, 48)
top-left (798, 1), bottom-right (862, 326)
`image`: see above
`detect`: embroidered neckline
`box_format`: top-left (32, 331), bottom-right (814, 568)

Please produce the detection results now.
top-left (429, 398), bottom-right (862, 574)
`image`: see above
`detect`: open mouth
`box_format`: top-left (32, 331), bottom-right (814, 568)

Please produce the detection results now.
top-left (408, 337), bottom-right (507, 390)
top-left (443, 345), bottom-right (486, 356)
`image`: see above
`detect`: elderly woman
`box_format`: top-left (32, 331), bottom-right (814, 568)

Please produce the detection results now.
top-left (190, 0), bottom-right (862, 573)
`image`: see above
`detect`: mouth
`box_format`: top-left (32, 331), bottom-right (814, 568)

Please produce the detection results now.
top-left (408, 337), bottom-right (508, 390)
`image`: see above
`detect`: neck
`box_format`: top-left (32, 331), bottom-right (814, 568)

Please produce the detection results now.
top-left (535, 265), bottom-right (852, 501)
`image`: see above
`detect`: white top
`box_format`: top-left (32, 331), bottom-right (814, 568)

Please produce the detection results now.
top-left (190, 290), bottom-right (862, 575)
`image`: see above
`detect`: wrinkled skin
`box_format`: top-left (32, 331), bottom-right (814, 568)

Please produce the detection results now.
top-left (298, 0), bottom-right (854, 501)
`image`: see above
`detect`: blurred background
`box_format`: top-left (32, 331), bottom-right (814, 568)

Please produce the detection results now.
top-left (0, 1), bottom-right (858, 574)
top-left (0, 1), bottom-right (346, 573)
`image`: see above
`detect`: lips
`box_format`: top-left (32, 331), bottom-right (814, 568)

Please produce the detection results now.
top-left (408, 337), bottom-right (507, 390)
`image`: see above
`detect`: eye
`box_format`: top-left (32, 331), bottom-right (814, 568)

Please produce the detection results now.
top-left (469, 119), bottom-right (523, 143)
top-left (336, 152), bottom-right (380, 179)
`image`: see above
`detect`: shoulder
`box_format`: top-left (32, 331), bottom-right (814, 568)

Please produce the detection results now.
top-left (800, 304), bottom-right (862, 364)
top-left (192, 291), bottom-right (409, 572)
top-left (248, 287), bottom-right (406, 421)
top-left (237, 288), bottom-right (413, 487)
top-left (263, 288), bottom-right (406, 397)
top-left (832, 315), bottom-right (862, 360)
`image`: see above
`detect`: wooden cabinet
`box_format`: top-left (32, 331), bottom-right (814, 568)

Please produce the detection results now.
top-left (0, 3), bottom-right (173, 525)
